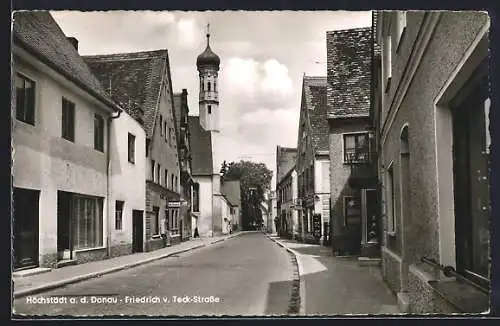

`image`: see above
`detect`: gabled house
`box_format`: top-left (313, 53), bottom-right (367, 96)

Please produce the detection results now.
top-left (173, 89), bottom-right (194, 242)
top-left (12, 11), bottom-right (146, 270)
top-left (276, 146), bottom-right (298, 238)
top-left (296, 75), bottom-right (331, 245)
top-left (84, 49), bottom-right (182, 251)
top-left (221, 180), bottom-right (242, 231)
top-left (326, 27), bottom-right (379, 257)
top-left (374, 10), bottom-right (490, 313)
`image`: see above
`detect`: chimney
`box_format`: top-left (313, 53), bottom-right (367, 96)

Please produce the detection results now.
top-left (67, 37), bottom-right (79, 51)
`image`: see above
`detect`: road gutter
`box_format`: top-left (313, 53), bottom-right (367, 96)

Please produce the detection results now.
top-left (265, 233), bottom-right (306, 316)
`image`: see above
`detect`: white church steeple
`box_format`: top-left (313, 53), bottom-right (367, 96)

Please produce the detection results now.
top-left (196, 23), bottom-right (221, 132)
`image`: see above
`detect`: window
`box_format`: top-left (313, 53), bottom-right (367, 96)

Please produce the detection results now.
top-left (146, 139), bottom-right (150, 157)
top-left (151, 160), bottom-right (155, 181)
top-left (165, 169), bottom-right (168, 188)
top-left (159, 115), bottom-right (163, 135)
top-left (171, 174), bottom-right (175, 191)
top-left (193, 183), bottom-right (200, 212)
top-left (386, 164), bottom-right (396, 234)
top-left (152, 206), bottom-right (160, 236)
top-left (208, 105), bottom-right (212, 114)
top-left (156, 164), bottom-right (161, 184)
top-left (344, 196), bottom-right (361, 226)
top-left (115, 200), bottom-right (124, 230)
top-left (74, 195), bottom-right (103, 249)
top-left (169, 128), bottom-right (173, 145)
top-left (174, 176), bottom-right (178, 192)
top-left (94, 114), bottom-right (105, 152)
top-left (395, 11), bottom-right (407, 52)
top-left (344, 133), bottom-right (370, 163)
top-left (214, 80), bottom-right (217, 92)
top-left (169, 209), bottom-right (179, 235)
top-left (383, 33), bottom-right (392, 92)
top-left (164, 121), bottom-right (167, 141)
top-left (62, 97), bottom-right (75, 142)
top-left (452, 72), bottom-right (490, 287)
top-left (208, 81), bottom-right (211, 92)
top-left (15, 73), bottom-right (35, 125)
top-left (128, 133), bottom-right (135, 163)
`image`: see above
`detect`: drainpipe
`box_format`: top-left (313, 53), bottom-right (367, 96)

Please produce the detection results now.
top-left (106, 109), bottom-right (122, 257)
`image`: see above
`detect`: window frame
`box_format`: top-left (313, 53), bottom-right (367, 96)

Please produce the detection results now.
top-left (152, 206), bottom-right (160, 236)
top-left (15, 72), bottom-right (36, 126)
top-left (385, 162), bottom-right (396, 236)
top-left (208, 105), bottom-right (212, 114)
top-left (61, 97), bottom-right (76, 142)
top-left (94, 114), bottom-right (105, 152)
top-left (73, 195), bottom-right (103, 249)
top-left (115, 200), bottom-right (124, 230)
top-left (342, 132), bottom-right (371, 163)
top-left (128, 133), bottom-right (136, 163)
top-left (151, 159), bottom-right (155, 182)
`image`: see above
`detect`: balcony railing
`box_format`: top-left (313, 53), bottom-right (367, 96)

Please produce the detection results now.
top-left (344, 148), bottom-right (376, 164)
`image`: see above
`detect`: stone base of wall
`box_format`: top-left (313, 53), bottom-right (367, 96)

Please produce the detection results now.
top-left (74, 247), bottom-right (108, 264)
top-left (381, 248), bottom-right (402, 293)
top-left (146, 238), bottom-right (165, 252)
top-left (361, 242), bottom-right (380, 258)
top-left (407, 264), bottom-right (457, 313)
top-left (110, 243), bottom-right (133, 258)
top-left (40, 253), bottom-right (58, 268)
top-left (170, 235), bottom-right (182, 246)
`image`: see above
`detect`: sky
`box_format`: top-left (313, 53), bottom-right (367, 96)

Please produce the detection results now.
top-left (51, 10), bottom-right (372, 187)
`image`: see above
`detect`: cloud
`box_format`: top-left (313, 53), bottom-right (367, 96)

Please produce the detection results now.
top-left (176, 17), bottom-right (200, 48)
top-left (261, 59), bottom-right (293, 97)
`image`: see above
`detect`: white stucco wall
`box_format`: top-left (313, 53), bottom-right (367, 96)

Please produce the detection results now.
top-left (13, 56), bottom-right (112, 265)
top-left (109, 110), bottom-right (146, 250)
top-left (193, 175), bottom-right (213, 237)
top-left (314, 159), bottom-right (331, 239)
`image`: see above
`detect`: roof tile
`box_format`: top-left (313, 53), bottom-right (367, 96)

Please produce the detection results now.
top-left (188, 116), bottom-right (213, 176)
top-left (303, 76), bottom-right (329, 152)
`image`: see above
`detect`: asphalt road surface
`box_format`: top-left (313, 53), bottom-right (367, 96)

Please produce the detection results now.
top-left (13, 232), bottom-right (296, 317)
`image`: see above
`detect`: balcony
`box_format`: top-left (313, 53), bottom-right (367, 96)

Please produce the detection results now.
top-left (345, 149), bottom-right (378, 189)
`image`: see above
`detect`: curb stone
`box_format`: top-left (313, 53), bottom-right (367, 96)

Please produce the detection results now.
top-left (265, 234), bottom-right (305, 316)
top-left (13, 232), bottom-right (243, 299)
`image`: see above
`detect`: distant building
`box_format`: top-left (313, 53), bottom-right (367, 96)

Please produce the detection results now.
top-left (85, 49), bottom-right (183, 251)
top-left (296, 75), bottom-right (331, 245)
top-left (276, 146), bottom-right (298, 238)
top-left (221, 180), bottom-right (242, 231)
top-left (266, 190), bottom-right (278, 233)
top-left (374, 11), bottom-right (490, 313)
top-left (326, 27), bottom-right (379, 257)
top-left (12, 11), bottom-right (146, 270)
top-left (189, 27), bottom-right (224, 237)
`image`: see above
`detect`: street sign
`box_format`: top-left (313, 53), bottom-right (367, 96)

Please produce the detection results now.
top-left (168, 201), bottom-right (181, 208)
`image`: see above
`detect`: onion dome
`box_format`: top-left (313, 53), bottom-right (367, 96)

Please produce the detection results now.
top-left (196, 27), bottom-right (220, 69)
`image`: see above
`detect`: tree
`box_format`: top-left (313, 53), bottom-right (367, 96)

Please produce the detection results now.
top-left (222, 160), bottom-right (273, 230)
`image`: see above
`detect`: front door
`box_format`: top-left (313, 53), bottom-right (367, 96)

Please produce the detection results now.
top-left (132, 210), bottom-right (144, 253)
top-left (57, 191), bottom-right (73, 260)
top-left (13, 188), bottom-right (39, 270)
top-left (344, 195), bottom-right (362, 255)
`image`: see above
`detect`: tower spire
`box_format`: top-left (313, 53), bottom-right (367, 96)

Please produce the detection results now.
top-left (206, 23), bottom-right (210, 45)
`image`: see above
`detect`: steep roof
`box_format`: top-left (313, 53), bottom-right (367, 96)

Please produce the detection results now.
top-left (188, 116), bottom-right (213, 176)
top-left (303, 76), bottom-right (329, 152)
top-left (83, 50), bottom-right (170, 138)
top-left (221, 180), bottom-right (241, 207)
top-left (12, 11), bottom-right (118, 111)
top-left (276, 146), bottom-right (297, 185)
top-left (326, 27), bottom-right (372, 119)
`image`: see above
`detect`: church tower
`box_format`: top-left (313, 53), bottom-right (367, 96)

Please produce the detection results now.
top-left (196, 24), bottom-right (220, 133)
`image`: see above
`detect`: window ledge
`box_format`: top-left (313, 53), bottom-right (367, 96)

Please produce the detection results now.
top-left (75, 246), bottom-right (106, 253)
top-left (429, 278), bottom-right (489, 313)
top-left (151, 234), bottom-right (162, 239)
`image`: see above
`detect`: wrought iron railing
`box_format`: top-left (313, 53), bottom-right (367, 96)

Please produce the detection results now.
top-left (344, 149), bottom-right (377, 164)
top-left (420, 256), bottom-right (489, 295)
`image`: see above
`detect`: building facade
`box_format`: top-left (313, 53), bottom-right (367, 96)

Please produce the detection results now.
top-left (173, 89), bottom-right (194, 242)
top-left (296, 75), bottom-right (331, 245)
top-left (326, 27), bottom-right (379, 256)
top-left (221, 179), bottom-right (242, 231)
top-left (374, 11), bottom-right (490, 313)
top-left (85, 49), bottom-right (183, 251)
top-left (12, 11), bottom-right (146, 270)
top-left (276, 146), bottom-right (298, 238)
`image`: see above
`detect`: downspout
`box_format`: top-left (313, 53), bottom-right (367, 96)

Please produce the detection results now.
top-left (106, 109), bottom-right (122, 257)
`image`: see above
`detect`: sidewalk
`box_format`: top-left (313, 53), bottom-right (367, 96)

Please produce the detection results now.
top-left (267, 235), bottom-right (401, 315)
top-left (13, 232), bottom-right (245, 299)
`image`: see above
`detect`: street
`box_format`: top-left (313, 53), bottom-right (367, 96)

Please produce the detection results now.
top-left (13, 233), bottom-right (296, 316)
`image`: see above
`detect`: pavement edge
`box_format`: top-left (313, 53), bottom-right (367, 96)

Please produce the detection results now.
top-left (264, 233), bottom-right (306, 316)
top-left (13, 232), bottom-right (244, 299)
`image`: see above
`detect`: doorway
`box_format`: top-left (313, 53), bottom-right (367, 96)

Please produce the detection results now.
top-left (13, 188), bottom-right (40, 270)
top-left (132, 210), bottom-right (144, 253)
top-left (57, 191), bottom-right (73, 260)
